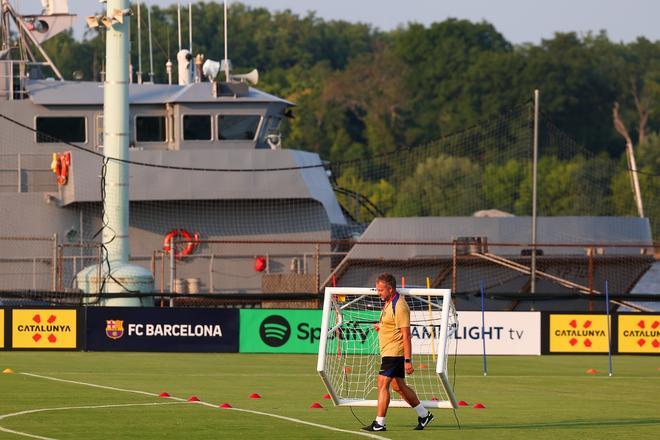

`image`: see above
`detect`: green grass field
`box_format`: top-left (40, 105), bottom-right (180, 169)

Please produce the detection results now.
top-left (0, 353), bottom-right (658, 439)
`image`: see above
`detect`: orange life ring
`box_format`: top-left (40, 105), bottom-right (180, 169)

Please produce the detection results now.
top-left (51, 151), bottom-right (71, 185)
top-left (163, 229), bottom-right (200, 259)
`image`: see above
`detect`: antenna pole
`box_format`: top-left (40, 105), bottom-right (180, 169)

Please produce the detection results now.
top-left (148, 3), bottom-right (154, 82)
top-left (136, 0), bottom-right (142, 84)
top-left (530, 89), bottom-right (540, 296)
top-left (177, 0), bottom-right (182, 52)
top-left (188, 0), bottom-right (194, 80)
top-left (188, 0), bottom-right (193, 53)
top-left (224, 0), bottom-right (229, 81)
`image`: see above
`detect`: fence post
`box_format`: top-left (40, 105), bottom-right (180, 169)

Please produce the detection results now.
top-left (169, 244), bottom-right (175, 306)
top-left (51, 233), bottom-right (58, 290)
top-left (451, 239), bottom-right (457, 293)
top-left (315, 243), bottom-right (320, 293)
top-left (17, 152), bottom-right (22, 192)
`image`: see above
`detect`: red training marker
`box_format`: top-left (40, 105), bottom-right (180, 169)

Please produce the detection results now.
top-left (158, 392), bottom-right (170, 398)
top-left (219, 403), bottom-right (232, 408)
top-left (323, 393), bottom-right (332, 399)
top-left (187, 396), bottom-right (200, 402)
top-left (472, 403), bottom-right (486, 409)
top-left (310, 402), bottom-right (323, 409)
top-left (249, 393), bottom-right (261, 399)
top-left (458, 400), bottom-right (469, 406)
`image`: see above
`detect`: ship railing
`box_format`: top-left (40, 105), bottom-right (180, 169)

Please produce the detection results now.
top-left (0, 153), bottom-right (56, 192)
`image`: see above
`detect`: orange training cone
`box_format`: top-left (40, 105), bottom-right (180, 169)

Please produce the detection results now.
top-left (2, 368), bottom-right (14, 374)
top-left (310, 402), bottom-right (323, 409)
top-left (586, 368), bottom-right (599, 374)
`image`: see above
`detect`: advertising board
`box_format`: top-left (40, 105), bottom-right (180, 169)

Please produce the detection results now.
top-left (12, 309), bottom-right (78, 349)
top-left (548, 314), bottom-right (610, 353)
top-left (618, 315), bottom-right (659, 354)
top-left (409, 311), bottom-right (541, 355)
top-left (86, 308), bottom-right (238, 352)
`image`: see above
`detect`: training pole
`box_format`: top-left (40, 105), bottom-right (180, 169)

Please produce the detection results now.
top-left (605, 280), bottom-right (613, 376)
top-left (480, 280), bottom-right (488, 376)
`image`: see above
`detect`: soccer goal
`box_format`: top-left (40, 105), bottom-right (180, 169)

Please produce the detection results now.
top-left (317, 287), bottom-right (459, 409)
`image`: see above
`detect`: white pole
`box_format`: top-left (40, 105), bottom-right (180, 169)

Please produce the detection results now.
top-left (188, 0), bottom-right (193, 53)
top-left (530, 90), bottom-right (539, 295)
top-left (103, 0), bottom-right (130, 265)
top-left (177, 0), bottom-right (182, 52)
top-left (136, 0), bottom-right (142, 84)
top-left (188, 0), bottom-right (194, 79)
top-left (147, 3), bottom-right (154, 82)
top-left (224, 0), bottom-right (229, 81)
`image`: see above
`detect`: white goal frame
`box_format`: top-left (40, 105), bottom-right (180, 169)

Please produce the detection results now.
top-left (317, 287), bottom-right (458, 409)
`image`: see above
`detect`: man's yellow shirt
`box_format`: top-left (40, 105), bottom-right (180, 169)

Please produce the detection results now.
top-left (378, 294), bottom-right (411, 357)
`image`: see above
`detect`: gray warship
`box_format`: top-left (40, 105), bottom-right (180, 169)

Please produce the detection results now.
top-left (0, 1), bottom-right (655, 309)
top-left (0, 0), bottom-right (348, 297)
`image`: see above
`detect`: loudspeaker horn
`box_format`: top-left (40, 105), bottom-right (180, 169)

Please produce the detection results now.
top-left (230, 69), bottom-right (258, 85)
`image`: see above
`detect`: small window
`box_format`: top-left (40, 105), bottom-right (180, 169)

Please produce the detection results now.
top-left (136, 116), bottom-right (166, 142)
top-left (183, 115), bottom-right (212, 141)
top-left (218, 115), bottom-right (260, 140)
top-left (36, 117), bottom-right (86, 143)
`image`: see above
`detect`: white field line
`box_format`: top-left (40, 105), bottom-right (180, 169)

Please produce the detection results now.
top-left (0, 402), bottom-right (184, 440)
top-left (18, 372), bottom-right (388, 440)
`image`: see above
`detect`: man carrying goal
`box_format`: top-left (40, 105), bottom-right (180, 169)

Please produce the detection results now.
top-left (362, 272), bottom-right (434, 432)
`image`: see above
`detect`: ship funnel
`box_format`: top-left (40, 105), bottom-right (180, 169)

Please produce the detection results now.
top-left (177, 49), bottom-right (193, 85)
top-left (231, 69), bottom-right (258, 85)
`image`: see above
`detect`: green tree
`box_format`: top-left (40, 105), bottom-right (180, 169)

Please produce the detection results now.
top-left (393, 154), bottom-right (483, 216)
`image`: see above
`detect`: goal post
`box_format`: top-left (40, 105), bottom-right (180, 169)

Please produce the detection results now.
top-left (317, 287), bottom-right (459, 409)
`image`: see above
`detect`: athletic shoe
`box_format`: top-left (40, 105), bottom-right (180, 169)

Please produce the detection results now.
top-left (362, 421), bottom-right (386, 431)
top-left (413, 412), bottom-right (434, 430)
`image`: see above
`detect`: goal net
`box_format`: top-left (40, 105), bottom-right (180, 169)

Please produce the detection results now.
top-left (317, 287), bottom-right (458, 409)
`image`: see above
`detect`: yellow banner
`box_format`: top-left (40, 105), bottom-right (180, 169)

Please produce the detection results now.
top-left (618, 315), bottom-right (660, 354)
top-left (12, 309), bottom-right (77, 349)
top-left (0, 309), bottom-right (4, 348)
top-left (549, 314), bottom-right (610, 353)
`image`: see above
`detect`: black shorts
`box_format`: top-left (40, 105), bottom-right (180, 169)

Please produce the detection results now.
top-left (379, 356), bottom-right (405, 378)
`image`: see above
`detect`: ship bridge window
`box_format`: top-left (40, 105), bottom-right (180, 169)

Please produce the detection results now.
top-left (218, 115), bottom-right (261, 140)
top-left (36, 117), bottom-right (86, 143)
top-left (183, 115), bottom-right (212, 140)
top-left (136, 116), bottom-right (166, 142)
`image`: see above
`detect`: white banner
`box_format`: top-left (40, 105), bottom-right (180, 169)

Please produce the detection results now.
top-left (410, 311), bottom-right (541, 355)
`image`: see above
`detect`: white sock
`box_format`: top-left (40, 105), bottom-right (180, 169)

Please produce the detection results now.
top-left (376, 416), bottom-right (386, 426)
top-left (413, 403), bottom-right (429, 418)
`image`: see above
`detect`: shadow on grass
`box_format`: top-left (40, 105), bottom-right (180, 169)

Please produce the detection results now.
top-left (449, 418), bottom-right (660, 431)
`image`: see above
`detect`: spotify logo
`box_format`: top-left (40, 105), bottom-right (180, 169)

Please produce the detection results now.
top-left (260, 315), bottom-right (291, 347)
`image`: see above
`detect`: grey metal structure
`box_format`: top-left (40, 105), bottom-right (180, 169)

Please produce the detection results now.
top-left (328, 217), bottom-right (655, 311)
